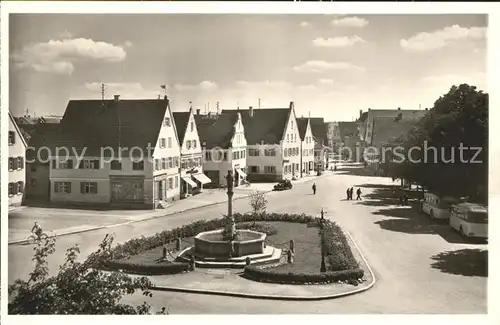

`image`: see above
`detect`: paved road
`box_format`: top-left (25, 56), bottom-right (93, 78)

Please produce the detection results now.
top-left (9, 168), bottom-right (487, 313)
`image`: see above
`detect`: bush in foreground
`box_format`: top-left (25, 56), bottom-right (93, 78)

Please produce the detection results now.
top-left (9, 232), bottom-right (167, 315)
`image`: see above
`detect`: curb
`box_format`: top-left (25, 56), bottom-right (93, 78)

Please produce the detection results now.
top-left (8, 176), bottom-right (321, 246)
top-left (149, 225), bottom-right (376, 301)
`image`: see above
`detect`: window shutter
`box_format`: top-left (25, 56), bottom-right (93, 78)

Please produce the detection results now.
top-left (81, 182), bottom-right (85, 194)
top-left (20, 157), bottom-right (24, 169)
top-left (9, 183), bottom-right (13, 195)
top-left (18, 182), bottom-right (24, 194)
top-left (68, 182), bottom-right (72, 193)
top-left (94, 159), bottom-right (100, 169)
top-left (68, 159), bottom-right (74, 169)
top-left (52, 159), bottom-right (57, 169)
top-left (12, 132), bottom-right (16, 144)
top-left (93, 183), bottom-right (98, 194)
top-left (8, 157), bottom-right (13, 170)
top-left (79, 160), bottom-right (84, 169)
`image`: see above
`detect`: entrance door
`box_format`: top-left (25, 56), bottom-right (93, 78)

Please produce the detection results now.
top-left (158, 181), bottom-right (163, 200)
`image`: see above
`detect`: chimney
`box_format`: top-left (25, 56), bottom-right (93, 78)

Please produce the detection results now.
top-left (425, 108), bottom-right (428, 111)
top-left (368, 108), bottom-right (371, 111)
top-left (249, 106), bottom-right (254, 117)
top-left (164, 95), bottom-right (168, 101)
top-left (397, 107), bottom-right (401, 110)
top-left (114, 95), bottom-right (120, 101)
top-left (196, 109), bottom-right (200, 116)
top-left (359, 110), bottom-right (362, 118)
top-left (289, 101), bottom-right (294, 110)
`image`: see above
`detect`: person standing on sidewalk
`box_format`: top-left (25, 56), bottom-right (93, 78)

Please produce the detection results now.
top-left (312, 183), bottom-right (317, 195)
top-left (346, 188), bottom-right (350, 200)
top-left (356, 188), bottom-right (362, 200)
top-left (350, 187), bottom-right (354, 200)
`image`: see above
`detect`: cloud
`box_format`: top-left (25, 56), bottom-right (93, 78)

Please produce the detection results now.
top-left (174, 81), bottom-right (218, 92)
top-left (421, 72), bottom-right (486, 88)
top-left (13, 38), bottom-right (127, 75)
top-left (312, 35), bottom-right (366, 48)
top-left (293, 60), bottom-right (365, 73)
top-left (236, 80), bottom-right (291, 90)
top-left (124, 40), bottom-right (133, 48)
top-left (298, 84), bottom-right (317, 91)
top-left (400, 25), bottom-right (487, 52)
top-left (318, 78), bottom-right (335, 86)
top-left (331, 16), bottom-right (369, 28)
top-left (57, 30), bottom-right (73, 39)
top-left (300, 21), bottom-right (310, 27)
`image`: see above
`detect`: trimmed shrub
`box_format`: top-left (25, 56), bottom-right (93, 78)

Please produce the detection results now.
top-left (236, 222), bottom-right (278, 236)
top-left (102, 260), bottom-right (190, 276)
top-left (243, 266), bottom-right (364, 285)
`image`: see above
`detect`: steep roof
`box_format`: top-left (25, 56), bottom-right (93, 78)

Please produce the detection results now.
top-left (309, 118), bottom-right (327, 144)
top-left (172, 111), bottom-right (191, 145)
top-left (197, 113), bottom-right (237, 149)
top-left (58, 99), bottom-right (169, 157)
top-left (25, 124), bottom-right (62, 161)
top-left (338, 122), bottom-right (358, 141)
top-left (9, 110), bottom-right (28, 147)
top-left (221, 108), bottom-right (290, 145)
top-left (296, 118), bottom-right (309, 141)
top-left (370, 117), bottom-right (418, 147)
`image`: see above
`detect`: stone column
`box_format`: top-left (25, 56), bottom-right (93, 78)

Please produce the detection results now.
top-left (226, 170), bottom-right (236, 240)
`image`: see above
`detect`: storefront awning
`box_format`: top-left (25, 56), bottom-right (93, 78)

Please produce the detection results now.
top-left (193, 173), bottom-right (211, 185)
top-left (236, 168), bottom-right (247, 178)
top-left (182, 177), bottom-right (197, 188)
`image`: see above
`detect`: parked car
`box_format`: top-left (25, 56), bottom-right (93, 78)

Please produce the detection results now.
top-left (273, 179), bottom-right (293, 191)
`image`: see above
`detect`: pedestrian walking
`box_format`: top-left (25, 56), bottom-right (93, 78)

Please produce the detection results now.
top-left (346, 188), bottom-right (350, 200)
top-left (312, 183), bottom-right (316, 195)
top-left (356, 188), bottom-right (362, 200)
top-left (350, 187), bottom-right (354, 200)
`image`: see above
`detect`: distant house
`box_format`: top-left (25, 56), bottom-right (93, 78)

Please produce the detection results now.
top-left (222, 102), bottom-right (302, 182)
top-left (309, 117), bottom-right (330, 170)
top-left (173, 108), bottom-right (210, 198)
top-left (338, 121), bottom-right (361, 161)
top-left (49, 95), bottom-right (180, 209)
top-left (325, 121), bottom-right (341, 152)
top-left (356, 107), bottom-right (428, 170)
top-left (196, 109), bottom-right (248, 187)
top-left (7, 110), bottom-right (27, 207)
top-left (296, 118), bottom-right (315, 177)
top-left (24, 123), bottom-right (61, 203)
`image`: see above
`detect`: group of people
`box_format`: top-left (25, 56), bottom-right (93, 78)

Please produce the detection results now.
top-left (346, 187), bottom-right (362, 200)
top-left (393, 189), bottom-right (410, 206)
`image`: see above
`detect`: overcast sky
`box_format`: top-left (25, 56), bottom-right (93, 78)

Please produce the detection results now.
top-left (9, 14), bottom-right (487, 121)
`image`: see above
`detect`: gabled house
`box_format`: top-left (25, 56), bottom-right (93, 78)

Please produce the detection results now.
top-left (173, 108), bottom-right (210, 198)
top-left (222, 102), bottom-right (302, 181)
top-left (49, 95), bottom-right (180, 209)
top-left (338, 121), bottom-right (361, 161)
top-left (7, 110), bottom-right (28, 206)
top-left (196, 109), bottom-right (247, 187)
top-left (296, 117), bottom-right (315, 177)
top-left (24, 123), bottom-right (61, 203)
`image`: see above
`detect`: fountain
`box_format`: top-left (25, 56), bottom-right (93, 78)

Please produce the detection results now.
top-left (177, 171), bottom-right (281, 268)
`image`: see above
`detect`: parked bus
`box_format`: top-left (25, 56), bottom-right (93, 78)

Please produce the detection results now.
top-left (422, 192), bottom-right (458, 220)
top-left (449, 203), bottom-right (488, 239)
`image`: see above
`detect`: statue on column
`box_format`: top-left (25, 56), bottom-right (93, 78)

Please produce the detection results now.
top-left (224, 170), bottom-right (237, 242)
top-left (226, 170), bottom-right (234, 192)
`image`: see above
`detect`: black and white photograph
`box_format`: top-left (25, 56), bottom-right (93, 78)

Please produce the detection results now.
top-left (0, 2), bottom-right (495, 321)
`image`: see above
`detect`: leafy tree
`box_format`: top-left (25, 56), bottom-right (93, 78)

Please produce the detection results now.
top-left (382, 84), bottom-right (488, 202)
top-left (249, 190), bottom-right (268, 216)
top-left (8, 229), bottom-right (167, 315)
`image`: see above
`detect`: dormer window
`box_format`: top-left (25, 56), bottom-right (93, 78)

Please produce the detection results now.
top-left (186, 140), bottom-right (191, 149)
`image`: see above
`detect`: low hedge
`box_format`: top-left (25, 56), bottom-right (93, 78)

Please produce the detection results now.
top-left (236, 222), bottom-right (278, 236)
top-left (243, 266), bottom-right (364, 285)
top-left (101, 259), bottom-right (190, 276)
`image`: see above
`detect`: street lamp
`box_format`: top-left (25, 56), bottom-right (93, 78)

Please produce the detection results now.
top-left (320, 208), bottom-right (327, 273)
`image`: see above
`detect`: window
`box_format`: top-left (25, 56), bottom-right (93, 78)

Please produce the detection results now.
top-left (175, 176), bottom-right (179, 188)
top-left (250, 166), bottom-right (259, 173)
top-left (264, 166), bottom-right (276, 174)
top-left (264, 149), bottom-right (276, 156)
top-left (191, 122), bottom-right (194, 132)
top-left (288, 148), bottom-right (292, 156)
top-left (16, 157), bottom-right (24, 170)
top-left (181, 160), bottom-right (187, 169)
top-left (8, 158), bottom-right (14, 171)
top-left (8, 183), bottom-right (14, 196)
top-left (175, 157), bottom-right (180, 167)
top-left (248, 148), bottom-right (260, 156)
top-left (164, 117), bottom-right (171, 126)
top-left (155, 159), bottom-right (160, 170)
top-left (160, 138), bottom-right (166, 148)
top-left (162, 158), bottom-right (167, 169)
top-left (291, 121), bottom-right (294, 130)
top-left (186, 140), bottom-right (191, 149)
top-left (168, 178), bottom-right (174, 190)
top-left (55, 159), bottom-right (74, 169)
top-left (193, 140), bottom-right (197, 148)
top-left (242, 150), bottom-right (246, 158)
top-left (132, 160), bottom-right (144, 170)
top-left (287, 134), bottom-right (290, 142)
top-left (78, 159), bottom-right (98, 169)
top-left (54, 181), bottom-right (71, 194)
top-left (81, 182), bottom-right (98, 194)
top-left (31, 165), bottom-right (37, 172)
top-left (17, 181), bottom-right (24, 194)
top-left (31, 178), bottom-right (37, 187)
top-left (110, 160), bottom-right (122, 170)
top-left (168, 157), bottom-right (173, 168)
top-left (223, 152), bottom-right (228, 161)
top-left (284, 149), bottom-right (287, 157)
top-left (168, 137), bottom-right (172, 148)
top-left (8, 131), bottom-right (16, 145)
top-left (205, 151), bottom-right (212, 161)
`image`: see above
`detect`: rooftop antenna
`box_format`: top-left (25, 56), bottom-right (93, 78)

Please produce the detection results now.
top-left (101, 83), bottom-right (105, 101)
top-left (208, 102), bottom-right (210, 112)
top-left (308, 110), bottom-right (311, 118)
top-left (237, 101), bottom-right (240, 109)
top-left (161, 84), bottom-right (167, 97)
top-left (258, 98), bottom-right (261, 109)
top-left (419, 103), bottom-right (421, 109)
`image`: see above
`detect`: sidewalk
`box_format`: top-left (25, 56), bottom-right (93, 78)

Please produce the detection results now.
top-left (8, 186), bottom-right (271, 245)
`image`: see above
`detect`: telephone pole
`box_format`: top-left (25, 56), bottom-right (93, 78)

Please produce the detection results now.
top-left (320, 208), bottom-right (327, 273)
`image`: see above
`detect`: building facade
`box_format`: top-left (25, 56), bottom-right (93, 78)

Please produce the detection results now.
top-left (8, 111), bottom-right (27, 206)
top-left (174, 109), bottom-right (211, 198)
top-left (296, 117), bottom-right (315, 177)
top-left (198, 111), bottom-right (248, 186)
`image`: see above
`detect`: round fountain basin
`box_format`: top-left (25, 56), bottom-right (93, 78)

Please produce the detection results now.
top-left (194, 229), bottom-right (266, 258)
